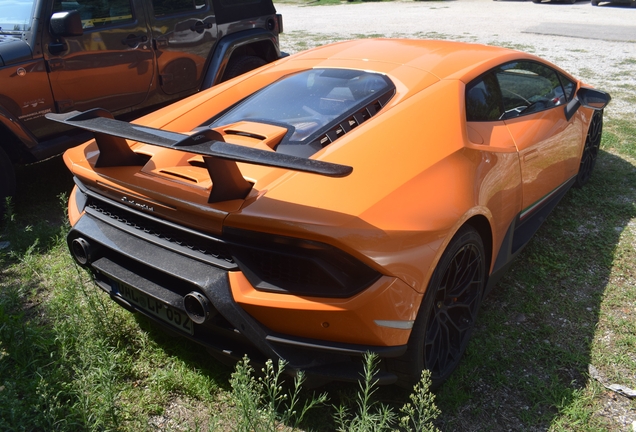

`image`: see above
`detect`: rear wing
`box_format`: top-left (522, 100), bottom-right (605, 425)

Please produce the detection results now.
top-left (46, 109), bottom-right (352, 203)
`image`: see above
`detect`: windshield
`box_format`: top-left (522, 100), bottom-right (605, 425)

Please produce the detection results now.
top-left (210, 68), bottom-right (393, 153)
top-left (0, 0), bottom-right (35, 33)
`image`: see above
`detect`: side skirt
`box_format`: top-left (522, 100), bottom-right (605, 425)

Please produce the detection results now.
top-left (485, 176), bottom-right (576, 295)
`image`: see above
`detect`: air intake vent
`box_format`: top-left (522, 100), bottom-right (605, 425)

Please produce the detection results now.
top-left (313, 91), bottom-right (394, 148)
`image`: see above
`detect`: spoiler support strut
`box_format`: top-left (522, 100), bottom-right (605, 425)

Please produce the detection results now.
top-left (47, 109), bottom-right (353, 203)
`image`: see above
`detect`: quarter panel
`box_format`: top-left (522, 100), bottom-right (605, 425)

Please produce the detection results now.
top-left (231, 272), bottom-right (421, 346)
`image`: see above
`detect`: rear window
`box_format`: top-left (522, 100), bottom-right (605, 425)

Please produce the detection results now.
top-left (209, 68), bottom-right (395, 156)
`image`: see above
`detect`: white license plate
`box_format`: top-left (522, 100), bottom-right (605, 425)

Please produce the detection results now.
top-left (116, 282), bottom-right (194, 335)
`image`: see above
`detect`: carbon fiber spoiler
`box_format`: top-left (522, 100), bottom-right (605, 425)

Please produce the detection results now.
top-left (46, 109), bottom-right (352, 203)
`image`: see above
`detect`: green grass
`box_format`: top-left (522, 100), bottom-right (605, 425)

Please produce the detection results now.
top-left (489, 41), bottom-right (536, 53)
top-left (2, 52), bottom-right (636, 432)
top-left (618, 58), bottom-right (636, 66)
top-left (2, 115), bottom-right (634, 430)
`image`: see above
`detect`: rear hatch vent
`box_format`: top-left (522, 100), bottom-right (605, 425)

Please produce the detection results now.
top-left (312, 90), bottom-right (394, 148)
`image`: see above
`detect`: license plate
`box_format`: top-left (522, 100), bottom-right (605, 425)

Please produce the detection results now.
top-left (115, 281), bottom-right (194, 335)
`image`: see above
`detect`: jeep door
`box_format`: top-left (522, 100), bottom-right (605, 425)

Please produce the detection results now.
top-left (44, 0), bottom-right (154, 114)
top-left (146, 0), bottom-right (216, 96)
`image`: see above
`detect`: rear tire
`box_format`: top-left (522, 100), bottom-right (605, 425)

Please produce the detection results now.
top-left (391, 226), bottom-right (486, 388)
top-left (574, 110), bottom-right (603, 188)
top-left (221, 56), bottom-right (267, 81)
top-left (0, 147), bottom-right (16, 216)
top-left (591, 0), bottom-right (599, 5)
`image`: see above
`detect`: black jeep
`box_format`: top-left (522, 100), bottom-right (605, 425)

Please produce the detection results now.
top-left (0, 0), bottom-right (282, 211)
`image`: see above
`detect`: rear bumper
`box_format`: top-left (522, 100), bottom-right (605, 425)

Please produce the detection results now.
top-left (68, 187), bottom-right (406, 384)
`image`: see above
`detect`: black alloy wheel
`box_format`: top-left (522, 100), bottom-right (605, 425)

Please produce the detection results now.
top-left (574, 110), bottom-right (603, 188)
top-left (393, 226), bottom-right (485, 388)
top-left (423, 227), bottom-right (484, 383)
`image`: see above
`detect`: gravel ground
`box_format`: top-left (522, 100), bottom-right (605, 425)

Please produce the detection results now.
top-left (277, 0), bottom-right (636, 118)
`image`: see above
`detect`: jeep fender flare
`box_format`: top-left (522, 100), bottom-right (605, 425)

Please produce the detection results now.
top-left (201, 28), bottom-right (281, 89)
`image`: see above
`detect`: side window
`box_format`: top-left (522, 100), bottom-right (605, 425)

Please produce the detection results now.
top-left (558, 72), bottom-right (575, 102)
top-left (153, 0), bottom-right (206, 16)
top-left (465, 72), bottom-right (503, 122)
top-left (495, 61), bottom-right (566, 119)
top-left (53, 0), bottom-right (133, 28)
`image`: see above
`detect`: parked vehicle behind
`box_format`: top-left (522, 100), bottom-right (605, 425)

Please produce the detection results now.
top-left (0, 0), bottom-right (283, 212)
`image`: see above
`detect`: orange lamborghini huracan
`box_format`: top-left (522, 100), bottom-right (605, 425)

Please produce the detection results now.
top-left (49, 39), bottom-right (610, 387)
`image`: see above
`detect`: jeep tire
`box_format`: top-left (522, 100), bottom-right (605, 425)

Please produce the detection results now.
top-left (0, 146), bottom-right (16, 215)
top-left (222, 55), bottom-right (267, 81)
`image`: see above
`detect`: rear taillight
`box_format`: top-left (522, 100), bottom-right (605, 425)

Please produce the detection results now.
top-left (224, 227), bottom-right (381, 298)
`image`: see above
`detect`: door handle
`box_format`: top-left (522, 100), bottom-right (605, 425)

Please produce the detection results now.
top-left (190, 21), bottom-right (212, 34)
top-left (122, 34), bottom-right (148, 47)
top-left (523, 149), bottom-right (539, 162)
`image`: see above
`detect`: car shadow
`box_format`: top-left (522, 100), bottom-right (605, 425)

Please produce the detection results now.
top-left (13, 155), bottom-right (74, 218)
top-left (429, 148), bottom-right (636, 430)
top-left (0, 155), bottom-right (74, 255)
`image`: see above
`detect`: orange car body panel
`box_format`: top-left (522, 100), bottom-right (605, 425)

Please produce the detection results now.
top-left (63, 39), bottom-right (596, 348)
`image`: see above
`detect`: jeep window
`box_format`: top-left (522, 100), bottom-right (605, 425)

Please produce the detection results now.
top-left (52, 0), bottom-right (133, 28)
top-left (153, 0), bottom-right (206, 16)
top-left (209, 68), bottom-right (394, 156)
top-left (0, 0), bottom-right (35, 33)
top-left (495, 61), bottom-right (566, 119)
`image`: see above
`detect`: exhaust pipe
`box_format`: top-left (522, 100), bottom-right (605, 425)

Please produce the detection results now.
top-left (183, 291), bottom-right (212, 324)
top-left (71, 237), bottom-right (92, 266)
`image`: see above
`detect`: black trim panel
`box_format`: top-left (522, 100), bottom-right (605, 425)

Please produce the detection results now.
top-left (486, 176), bottom-right (575, 294)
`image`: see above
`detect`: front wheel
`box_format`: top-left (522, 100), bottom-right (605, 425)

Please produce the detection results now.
top-left (574, 110), bottom-right (603, 188)
top-left (0, 147), bottom-right (16, 216)
top-left (392, 226), bottom-right (486, 388)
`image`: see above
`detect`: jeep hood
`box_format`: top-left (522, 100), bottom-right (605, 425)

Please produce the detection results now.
top-left (0, 35), bottom-right (31, 66)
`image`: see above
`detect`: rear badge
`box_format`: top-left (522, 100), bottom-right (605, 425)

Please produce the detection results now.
top-left (122, 196), bottom-right (154, 212)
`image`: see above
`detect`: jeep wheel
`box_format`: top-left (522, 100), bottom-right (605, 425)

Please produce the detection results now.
top-left (222, 56), bottom-right (267, 81)
top-left (0, 147), bottom-right (16, 215)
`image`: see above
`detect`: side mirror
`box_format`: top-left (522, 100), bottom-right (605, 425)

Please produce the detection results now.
top-left (50, 10), bottom-right (83, 37)
top-left (577, 87), bottom-right (611, 110)
top-left (564, 87), bottom-right (611, 121)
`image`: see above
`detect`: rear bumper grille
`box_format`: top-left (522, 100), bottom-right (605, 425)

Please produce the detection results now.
top-left (84, 194), bottom-right (237, 270)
